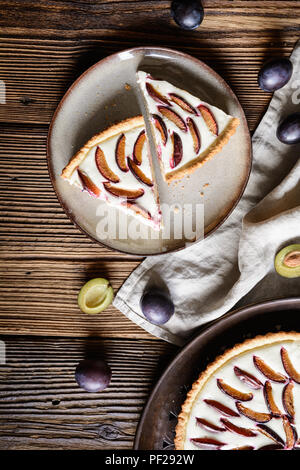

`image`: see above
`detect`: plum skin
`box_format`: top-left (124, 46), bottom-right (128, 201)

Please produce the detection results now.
top-left (258, 57), bottom-right (293, 92)
top-left (277, 113), bottom-right (300, 145)
top-left (171, 0), bottom-right (204, 30)
top-left (140, 289), bottom-right (174, 325)
top-left (75, 359), bottom-right (112, 393)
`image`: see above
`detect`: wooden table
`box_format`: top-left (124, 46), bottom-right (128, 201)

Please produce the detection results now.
top-left (0, 0), bottom-right (299, 450)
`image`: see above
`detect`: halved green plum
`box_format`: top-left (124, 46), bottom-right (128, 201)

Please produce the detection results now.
top-left (274, 244), bottom-right (300, 278)
top-left (78, 278), bottom-right (114, 314)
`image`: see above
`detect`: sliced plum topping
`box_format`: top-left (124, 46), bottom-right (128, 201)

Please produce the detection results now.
top-left (133, 130), bottom-right (146, 165)
top-left (258, 444), bottom-right (283, 450)
top-left (170, 132), bottom-right (183, 169)
top-left (121, 201), bottom-right (151, 221)
top-left (103, 182), bottom-right (144, 199)
top-left (158, 106), bottom-right (187, 132)
top-left (282, 381), bottom-right (295, 422)
top-left (152, 114), bottom-right (168, 145)
top-left (169, 93), bottom-right (198, 115)
top-left (196, 417), bottom-right (225, 433)
top-left (127, 158), bottom-right (153, 187)
top-left (281, 347), bottom-right (300, 383)
top-left (230, 446), bottom-right (254, 450)
top-left (115, 134), bottom-right (128, 172)
top-left (253, 355), bottom-right (287, 383)
top-left (198, 104), bottom-right (218, 135)
top-left (187, 117), bottom-right (201, 154)
top-left (236, 402), bottom-right (272, 423)
top-left (217, 378), bottom-right (253, 401)
top-left (203, 399), bottom-right (240, 418)
top-left (146, 82), bottom-right (170, 105)
top-left (282, 415), bottom-right (296, 450)
top-left (256, 424), bottom-right (285, 446)
top-left (220, 418), bottom-right (257, 437)
top-left (234, 366), bottom-right (263, 390)
top-left (78, 169), bottom-right (101, 198)
top-left (95, 146), bottom-right (120, 183)
top-left (264, 381), bottom-right (282, 417)
top-left (190, 437), bottom-right (226, 450)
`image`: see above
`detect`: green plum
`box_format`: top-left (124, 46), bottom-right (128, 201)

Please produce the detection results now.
top-left (78, 278), bottom-right (114, 314)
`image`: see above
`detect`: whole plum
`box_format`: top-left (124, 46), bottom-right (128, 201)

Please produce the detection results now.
top-left (140, 288), bottom-right (174, 325)
top-left (277, 112), bottom-right (300, 144)
top-left (258, 57), bottom-right (293, 92)
top-left (75, 359), bottom-right (111, 392)
top-left (171, 0), bottom-right (204, 30)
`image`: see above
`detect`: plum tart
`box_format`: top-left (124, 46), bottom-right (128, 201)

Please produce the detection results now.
top-left (175, 332), bottom-right (300, 450)
top-left (62, 73), bottom-right (239, 229)
top-left (61, 116), bottom-right (162, 230)
top-left (137, 71), bottom-right (239, 183)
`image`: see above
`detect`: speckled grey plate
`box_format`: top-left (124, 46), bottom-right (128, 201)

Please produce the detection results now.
top-left (47, 47), bottom-right (251, 256)
top-left (134, 298), bottom-right (300, 450)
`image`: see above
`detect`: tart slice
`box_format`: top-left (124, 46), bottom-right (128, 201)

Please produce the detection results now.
top-left (137, 71), bottom-right (239, 183)
top-left (61, 116), bottom-right (161, 230)
top-left (175, 332), bottom-right (300, 450)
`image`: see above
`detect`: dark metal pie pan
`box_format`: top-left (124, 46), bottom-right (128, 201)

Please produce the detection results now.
top-left (134, 297), bottom-right (300, 450)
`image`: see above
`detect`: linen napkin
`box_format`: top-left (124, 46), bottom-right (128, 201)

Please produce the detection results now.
top-left (114, 40), bottom-right (300, 346)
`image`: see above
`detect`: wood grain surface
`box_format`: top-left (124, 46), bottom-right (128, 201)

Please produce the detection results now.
top-left (0, 0), bottom-right (299, 450)
top-left (0, 337), bottom-right (176, 449)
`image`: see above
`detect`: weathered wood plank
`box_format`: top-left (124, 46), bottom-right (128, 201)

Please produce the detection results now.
top-left (1, 0), bottom-right (299, 127)
top-left (0, 1), bottom-right (299, 37)
top-left (0, 259), bottom-right (158, 338)
top-left (0, 336), bottom-right (177, 449)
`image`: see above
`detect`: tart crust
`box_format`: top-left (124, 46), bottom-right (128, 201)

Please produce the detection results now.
top-left (174, 331), bottom-right (300, 450)
top-left (165, 117), bottom-right (239, 183)
top-left (61, 116), bottom-right (144, 179)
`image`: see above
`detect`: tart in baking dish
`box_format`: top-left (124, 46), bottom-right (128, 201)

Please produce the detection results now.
top-left (175, 332), bottom-right (300, 450)
top-left (61, 116), bottom-right (162, 230)
top-left (137, 71), bottom-right (239, 183)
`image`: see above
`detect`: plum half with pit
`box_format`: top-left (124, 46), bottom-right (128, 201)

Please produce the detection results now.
top-left (274, 244), bottom-right (300, 278)
top-left (258, 57), bottom-right (293, 92)
top-left (171, 0), bottom-right (204, 30)
top-left (140, 288), bottom-right (174, 325)
top-left (75, 359), bottom-right (112, 393)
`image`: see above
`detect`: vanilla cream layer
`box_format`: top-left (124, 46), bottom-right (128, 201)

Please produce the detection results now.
top-left (185, 340), bottom-right (300, 450)
top-left (69, 125), bottom-right (161, 229)
top-left (137, 71), bottom-right (234, 177)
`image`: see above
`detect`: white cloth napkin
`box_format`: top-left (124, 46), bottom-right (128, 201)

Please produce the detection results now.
top-left (114, 40), bottom-right (300, 346)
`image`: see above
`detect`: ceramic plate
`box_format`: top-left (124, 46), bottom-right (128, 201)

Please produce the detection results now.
top-left (47, 47), bottom-right (251, 255)
top-left (134, 298), bottom-right (300, 450)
